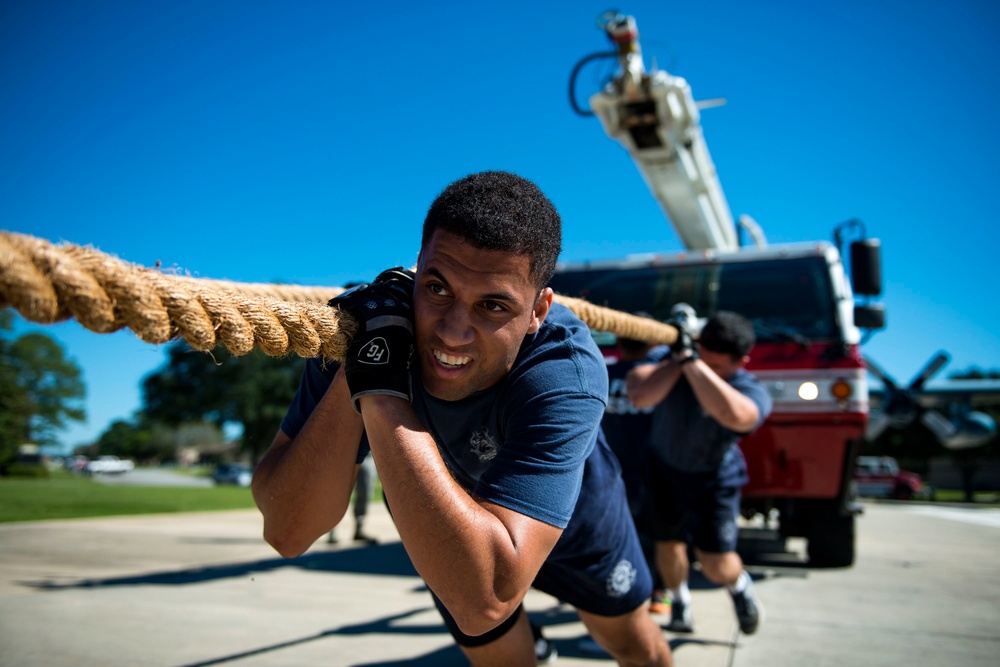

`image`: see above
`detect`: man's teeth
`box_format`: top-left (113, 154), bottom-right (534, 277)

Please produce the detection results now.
top-left (434, 351), bottom-right (470, 368)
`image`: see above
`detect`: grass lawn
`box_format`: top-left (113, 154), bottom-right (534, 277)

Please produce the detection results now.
top-left (0, 471), bottom-right (257, 523)
top-left (924, 488), bottom-right (1000, 505)
top-left (3, 469), bottom-right (993, 524)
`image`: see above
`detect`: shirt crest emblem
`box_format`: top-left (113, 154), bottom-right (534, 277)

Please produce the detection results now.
top-left (470, 429), bottom-right (498, 462)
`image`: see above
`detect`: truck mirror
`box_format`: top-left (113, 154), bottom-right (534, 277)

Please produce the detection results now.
top-left (850, 239), bottom-right (882, 296)
top-left (854, 303), bottom-right (885, 330)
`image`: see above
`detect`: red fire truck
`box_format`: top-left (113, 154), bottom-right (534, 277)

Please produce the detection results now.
top-left (550, 13), bottom-right (886, 567)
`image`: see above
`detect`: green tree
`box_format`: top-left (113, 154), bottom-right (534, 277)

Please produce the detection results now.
top-left (93, 420), bottom-right (148, 459)
top-left (9, 333), bottom-right (86, 444)
top-left (141, 342), bottom-right (305, 463)
top-left (0, 312), bottom-right (30, 467)
top-left (93, 418), bottom-right (223, 464)
top-left (0, 313), bottom-right (86, 466)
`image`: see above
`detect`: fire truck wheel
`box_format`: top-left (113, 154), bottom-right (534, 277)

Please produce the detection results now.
top-left (806, 502), bottom-right (856, 568)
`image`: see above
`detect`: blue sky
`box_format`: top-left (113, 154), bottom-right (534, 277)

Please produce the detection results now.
top-left (3, 0), bottom-right (999, 452)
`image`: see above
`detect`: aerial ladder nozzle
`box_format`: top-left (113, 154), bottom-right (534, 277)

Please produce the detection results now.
top-left (586, 13), bottom-right (739, 252)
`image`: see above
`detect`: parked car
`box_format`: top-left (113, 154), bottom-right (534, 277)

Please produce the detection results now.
top-left (212, 463), bottom-right (253, 487)
top-left (84, 455), bottom-right (135, 475)
top-left (65, 455), bottom-right (89, 472)
top-left (854, 456), bottom-right (925, 500)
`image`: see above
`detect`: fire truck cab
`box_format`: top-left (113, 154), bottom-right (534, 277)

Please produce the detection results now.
top-left (550, 241), bottom-right (880, 566)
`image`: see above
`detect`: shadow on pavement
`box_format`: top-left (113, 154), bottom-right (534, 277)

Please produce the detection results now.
top-left (20, 541), bottom-right (418, 591)
top-left (529, 605), bottom-right (737, 662)
top-left (15, 529), bottom-right (796, 665)
top-left (175, 604), bottom-right (632, 667)
top-left (674, 529), bottom-right (811, 597)
top-left (350, 645), bottom-right (467, 667)
top-left (737, 528), bottom-right (813, 576)
top-left (174, 608), bottom-right (468, 667)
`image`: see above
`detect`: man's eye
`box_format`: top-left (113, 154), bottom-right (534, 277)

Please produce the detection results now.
top-left (482, 300), bottom-right (506, 313)
top-left (428, 283), bottom-right (447, 296)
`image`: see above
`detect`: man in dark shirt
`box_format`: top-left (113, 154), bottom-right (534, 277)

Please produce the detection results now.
top-left (601, 331), bottom-right (669, 613)
top-left (253, 171), bottom-right (673, 666)
top-left (627, 311), bottom-right (772, 636)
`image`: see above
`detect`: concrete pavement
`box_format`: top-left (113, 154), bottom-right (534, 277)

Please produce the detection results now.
top-left (11, 499), bottom-right (998, 666)
top-left (0, 500), bottom-right (745, 666)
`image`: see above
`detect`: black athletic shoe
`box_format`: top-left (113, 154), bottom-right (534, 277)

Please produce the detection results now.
top-left (353, 529), bottom-right (379, 545)
top-left (730, 577), bottom-right (763, 635)
top-left (666, 598), bottom-right (694, 633)
top-left (531, 623), bottom-right (557, 664)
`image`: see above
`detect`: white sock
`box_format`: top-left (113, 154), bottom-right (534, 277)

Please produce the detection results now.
top-left (728, 570), bottom-right (750, 594)
top-left (669, 583), bottom-right (692, 605)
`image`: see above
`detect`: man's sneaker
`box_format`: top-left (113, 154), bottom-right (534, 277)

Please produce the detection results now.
top-left (532, 623), bottom-right (557, 664)
top-left (666, 598), bottom-right (693, 633)
top-left (353, 529), bottom-right (379, 545)
top-left (649, 589), bottom-right (669, 615)
top-left (730, 578), bottom-right (764, 635)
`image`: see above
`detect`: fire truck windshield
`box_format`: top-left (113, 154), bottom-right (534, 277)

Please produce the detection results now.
top-left (550, 255), bottom-right (839, 344)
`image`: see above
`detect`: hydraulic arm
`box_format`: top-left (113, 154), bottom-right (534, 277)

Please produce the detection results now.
top-left (585, 12), bottom-right (738, 251)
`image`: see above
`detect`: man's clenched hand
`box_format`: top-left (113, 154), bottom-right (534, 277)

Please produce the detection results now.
top-left (330, 267), bottom-right (415, 412)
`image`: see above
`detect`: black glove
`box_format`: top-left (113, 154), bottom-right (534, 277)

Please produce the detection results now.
top-left (329, 267), bottom-right (415, 413)
top-left (667, 317), bottom-right (698, 364)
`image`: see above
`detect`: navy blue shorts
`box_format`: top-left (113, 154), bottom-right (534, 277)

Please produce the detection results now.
top-left (531, 440), bottom-right (653, 616)
top-left (647, 460), bottom-right (742, 553)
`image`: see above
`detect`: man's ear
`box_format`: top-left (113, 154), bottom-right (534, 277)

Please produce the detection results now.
top-left (527, 287), bottom-right (554, 334)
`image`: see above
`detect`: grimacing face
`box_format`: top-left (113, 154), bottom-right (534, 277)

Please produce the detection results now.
top-left (413, 229), bottom-right (552, 401)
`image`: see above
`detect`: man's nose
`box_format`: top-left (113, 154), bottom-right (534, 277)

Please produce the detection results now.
top-left (436, 304), bottom-right (474, 347)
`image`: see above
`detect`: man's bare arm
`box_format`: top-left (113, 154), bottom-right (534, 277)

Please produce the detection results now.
top-left (252, 365), bottom-right (365, 557)
top-left (626, 359), bottom-right (683, 408)
top-left (681, 360), bottom-right (760, 432)
top-left (359, 394), bottom-right (563, 637)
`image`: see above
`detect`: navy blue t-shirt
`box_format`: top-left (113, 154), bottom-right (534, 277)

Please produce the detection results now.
top-left (646, 348), bottom-right (772, 477)
top-left (280, 302), bottom-right (612, 529)
top-left (601, 347), bottom-right (662, 515)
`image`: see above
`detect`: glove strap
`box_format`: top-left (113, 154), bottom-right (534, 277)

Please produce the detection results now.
top-left (350, 385), bottom-right (411, 414)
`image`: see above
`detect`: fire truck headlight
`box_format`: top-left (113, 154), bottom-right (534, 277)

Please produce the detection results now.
top-left (830, 379), bottom-right (852, 400)
top-left (798, 382), bottom-right (819, 401)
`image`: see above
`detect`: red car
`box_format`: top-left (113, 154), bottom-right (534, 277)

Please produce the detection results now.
top-left (854, 456), bottom-right (923, 500)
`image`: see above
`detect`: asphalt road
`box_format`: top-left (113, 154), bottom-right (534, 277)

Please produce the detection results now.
top-left (0, 500), bottom-right (998, 666)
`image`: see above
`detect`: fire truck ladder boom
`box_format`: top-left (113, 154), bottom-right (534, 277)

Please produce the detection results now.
top-left (587, 13), bottom-right (738, 252)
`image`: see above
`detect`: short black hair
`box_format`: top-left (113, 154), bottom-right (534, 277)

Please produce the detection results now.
top-left (698, 311), bottom-right (756, 359)
top-left (421, 171), bottom-right (562, 290)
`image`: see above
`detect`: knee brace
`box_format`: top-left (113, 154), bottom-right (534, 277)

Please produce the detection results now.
top-left (432, 594), bottom-right (524, 647)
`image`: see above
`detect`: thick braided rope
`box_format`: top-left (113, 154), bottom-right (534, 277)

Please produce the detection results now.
top-left (0, 231), bottom-right (676, 358)
top-left (555, 295), bottom-right (677, 345)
